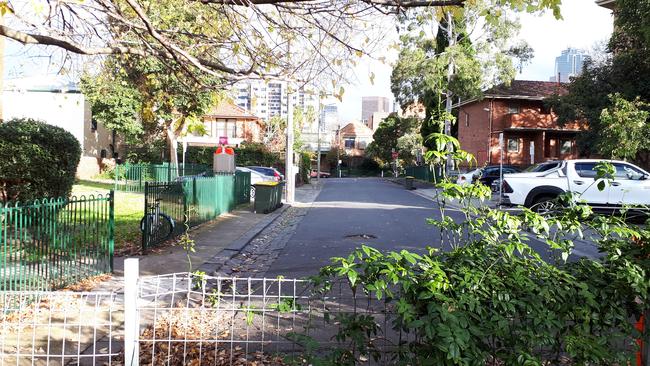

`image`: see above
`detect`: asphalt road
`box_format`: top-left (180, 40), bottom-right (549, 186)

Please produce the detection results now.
top-left (265, 178), bottom-right (601, 279)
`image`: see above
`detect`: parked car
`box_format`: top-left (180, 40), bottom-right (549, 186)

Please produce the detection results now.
top-left (246, 166), bottom-right (284, 181)
top-left (501, 159), bottom-right (650, 212)
top-left (457, 165), bottom-right (521, 186)
top-left (310, 169), bottom-right (331, 178)
top-left (236, 167), bottom-right (271, 199)
top-left (491, 161), bottom-right (562, 192)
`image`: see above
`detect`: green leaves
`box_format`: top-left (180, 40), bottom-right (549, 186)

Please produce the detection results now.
top-left (598, 94), bottom-right (650, 161)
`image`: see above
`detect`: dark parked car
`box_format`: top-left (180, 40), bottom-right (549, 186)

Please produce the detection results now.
top-left (475, 165), bottom-right (522, 187)
top-left (490, 161), bottom-right (562, 192)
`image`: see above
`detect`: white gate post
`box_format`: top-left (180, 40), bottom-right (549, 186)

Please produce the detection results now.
top-left (124, 258), bottom-right (140, 366)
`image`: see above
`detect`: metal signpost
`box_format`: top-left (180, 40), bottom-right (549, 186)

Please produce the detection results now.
top-left (499, 133), bottom-right (504, 204)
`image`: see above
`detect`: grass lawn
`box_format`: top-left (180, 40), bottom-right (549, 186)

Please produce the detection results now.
top-left (72, 180), bottom-right (143, 254)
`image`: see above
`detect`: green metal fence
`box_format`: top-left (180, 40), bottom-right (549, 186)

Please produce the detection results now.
top-left (0, 193), bottom-right (114, 292)
top-left (405, 165), bottom-right (441, 183)
top-left (114, 162), bottom-right (210, 192)
top-left (142, 171), bottom-right (251, 249)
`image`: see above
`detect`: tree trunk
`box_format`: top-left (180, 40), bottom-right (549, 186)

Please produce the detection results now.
top-left (0, 14), bottom-right (5, 121)
top-left (166, 123), bottom-right (179, 171)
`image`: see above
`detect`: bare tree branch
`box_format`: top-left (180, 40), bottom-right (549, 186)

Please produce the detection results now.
top-left (198, 0), bottom-right (464, 7)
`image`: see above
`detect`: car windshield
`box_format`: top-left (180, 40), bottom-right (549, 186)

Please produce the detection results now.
top-left (525, 162), bottom-right (560, 172)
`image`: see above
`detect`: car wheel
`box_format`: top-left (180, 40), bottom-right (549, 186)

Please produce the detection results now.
top-left (530, 196), bottom-right (558, 215)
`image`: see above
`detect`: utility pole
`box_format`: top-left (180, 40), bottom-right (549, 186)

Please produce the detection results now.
top-left (336, 124), bottom-right (341, 178)
top-left (285, 85), bottom-right (295, 204)
top-left (316, 108), bottom-right (322, 186)
top-left (444, 10), bottom-right (455, 172)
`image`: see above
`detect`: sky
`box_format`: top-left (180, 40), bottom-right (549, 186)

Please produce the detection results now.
top-left (2, 0), bottom-right (614, 122)
top-left (336, 0), bottom-right (615, 121)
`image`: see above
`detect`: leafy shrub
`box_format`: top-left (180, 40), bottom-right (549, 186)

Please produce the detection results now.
top-left (0, 119), bottom-right (81, 202)
top-left (186, 142), bottom-right (281, 167)
top-left (293, 137), bottom-right (649, 365)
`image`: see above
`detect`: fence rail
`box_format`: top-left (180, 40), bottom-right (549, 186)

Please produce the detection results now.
top-left (114, 163), bottom-right (210, 192)
top-left (0, 193), bottom-right (114, 292)
top-left (142, 172), bottom-right (251, 249)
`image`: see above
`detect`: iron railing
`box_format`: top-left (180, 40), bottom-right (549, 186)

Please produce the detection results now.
top-left (114, 162), bottom-right (210, 192)
top-left (142, 172), bottom-right (251, 249)
top-left (0, 193), bottom-right (114, 291)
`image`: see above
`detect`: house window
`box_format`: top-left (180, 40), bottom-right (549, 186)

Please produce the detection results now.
top-left (215, 121), bottom-right (237, 138)
top-left (227, 122), bottom-right (237, 138)
top-left (507, 138), bottom-right (519, 152)
top-left (90, 119), bottom-right (98, 131)
top-left (344, 138), bottom-right (355, 149)
top-left (358, 140), bottom-right (368, 150)
top-left (560, 140), bottom-right (572, 154)
top-left (508, 102), bottom-right (520, 114)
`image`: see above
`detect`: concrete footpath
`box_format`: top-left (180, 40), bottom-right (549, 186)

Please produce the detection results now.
top-left (95, 182), bottom-right (323, 291)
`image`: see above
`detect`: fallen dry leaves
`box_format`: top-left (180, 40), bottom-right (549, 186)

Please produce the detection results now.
top-left (133, 306), bottom-right (286, 366)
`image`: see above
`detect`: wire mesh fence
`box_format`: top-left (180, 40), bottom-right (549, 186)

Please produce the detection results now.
top-left (1, 265), bottom-right (648, 366)
top-left (135, 272), bottom-right (409, 366)
top-left (0, 193), bottom-right (114, 292)
top-left (0, 291), bottom-right (121, 366)
top-left (0, 269), bottom-right (407, 366)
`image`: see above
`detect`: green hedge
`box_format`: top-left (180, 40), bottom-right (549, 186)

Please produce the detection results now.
top-left (0, 119), bottom-right (81, 202)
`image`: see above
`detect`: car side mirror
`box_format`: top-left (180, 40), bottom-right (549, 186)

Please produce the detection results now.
top-left (642, 174), bottom-right (650, 180)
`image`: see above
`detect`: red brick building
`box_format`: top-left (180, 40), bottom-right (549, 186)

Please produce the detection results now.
top-left (457, 80), bottom-right (586, 167)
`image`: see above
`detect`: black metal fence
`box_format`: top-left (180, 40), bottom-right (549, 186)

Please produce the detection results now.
top-left (142, 172), bottom-right (251, 249)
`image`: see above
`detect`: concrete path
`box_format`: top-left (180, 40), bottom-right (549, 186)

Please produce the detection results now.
top-left (93, 183), bottom-right (322, 292)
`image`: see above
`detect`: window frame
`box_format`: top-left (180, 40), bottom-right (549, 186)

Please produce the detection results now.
top-left (507, 138), bottom-right (520, 153)
top-left (613, 162), bottom-right (646, 181)
top-left (507, 102), bottom-right (520, 114)
top-left (344, 138), bottom-right (356, 149)
top-left (574, 162), bottom-right (598, 178)
top-left (560, 140), bottom-right (572, 154)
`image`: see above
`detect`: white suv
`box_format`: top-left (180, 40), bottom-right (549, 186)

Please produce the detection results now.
top-left (502, 159), bottom-right (650, 210)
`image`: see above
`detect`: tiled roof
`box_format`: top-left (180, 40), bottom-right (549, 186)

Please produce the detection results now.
top-left (205, 99), bottom-right (258, 120)
top-left (485, 80), bottom-right (568, 98)
top-left (340, 121), bottom-right (374, 136)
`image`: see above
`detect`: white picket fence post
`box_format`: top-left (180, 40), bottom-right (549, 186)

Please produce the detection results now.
top-left (124, 258), bottom-right (140, 366)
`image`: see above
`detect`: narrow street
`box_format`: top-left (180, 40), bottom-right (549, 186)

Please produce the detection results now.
top-left (265, 178), bottom-right (457, 278)
top-left (260, 178), bottom-right (602, 279)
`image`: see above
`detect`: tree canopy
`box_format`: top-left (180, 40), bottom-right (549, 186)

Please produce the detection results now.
top-left (366, 113), bottom-right (421, 166)
top-left (390, 1), bottom-right (535, 148)
top-left (1, 0), bottom-right (560, 90)
top-left (547, 0), bottom-right (650, 167)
